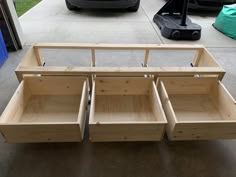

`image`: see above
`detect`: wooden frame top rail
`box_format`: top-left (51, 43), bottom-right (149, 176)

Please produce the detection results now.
top-left (33, 43), bottom-right (205, 50)
top-left (16, 66), bottom-right (224, 75)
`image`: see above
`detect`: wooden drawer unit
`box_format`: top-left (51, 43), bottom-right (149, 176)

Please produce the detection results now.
top-left (157, 77), bottom-right (236, 140)
top-left (0, 76), bottom-right (88, 143)
top-left (89, 77), bottom-right (167, 142)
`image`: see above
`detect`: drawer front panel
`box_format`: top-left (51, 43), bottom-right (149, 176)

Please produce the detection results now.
top-left (90, 124), bottom-right (166, 142)
top-left (171, 123), bottom-right (236, 140)
top-left (0, 124), bottom-right (81, 143)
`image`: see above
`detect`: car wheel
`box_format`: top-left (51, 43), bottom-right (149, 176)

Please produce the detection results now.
top-left (65, 0), bottom-right (78, 10)
top-left (127, 0), bottom-right (140, 12)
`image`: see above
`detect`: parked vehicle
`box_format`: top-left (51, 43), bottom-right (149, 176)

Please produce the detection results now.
top-left (65, 0), bottom-right (140, 12)
top-left (188, 0), bottom-right (236, 10)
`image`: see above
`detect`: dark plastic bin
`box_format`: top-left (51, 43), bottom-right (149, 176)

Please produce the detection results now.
top-left (0, 30), bottom-right (8, 66)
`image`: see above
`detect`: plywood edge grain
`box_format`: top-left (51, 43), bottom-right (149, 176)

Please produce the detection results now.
top-left (157, 80), bottom-right (178, 140)
top-left (78, 81), bottom-right (89, 140)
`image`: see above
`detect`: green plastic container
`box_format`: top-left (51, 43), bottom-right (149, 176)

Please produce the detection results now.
top-left (213, 4), bottom-right (236, 39)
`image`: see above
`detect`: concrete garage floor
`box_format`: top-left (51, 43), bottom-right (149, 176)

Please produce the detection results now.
top-left (1, 0), bottom-right (236, 176)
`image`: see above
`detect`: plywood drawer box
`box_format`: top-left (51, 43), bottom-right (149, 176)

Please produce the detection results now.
top-left (89, 77), bottom-right (167, 142)
top-left (157, 77), bottom-right (236, 141)
top-left (0, 76), bottom-right (88, 143)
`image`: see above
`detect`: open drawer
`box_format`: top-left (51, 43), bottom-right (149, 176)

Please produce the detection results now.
top-left (0, 76), bottom-right (88, 143)
top-left (157, 77), bottom-right (236, 140)
top-left (89, 77), bottom-right (167, 142)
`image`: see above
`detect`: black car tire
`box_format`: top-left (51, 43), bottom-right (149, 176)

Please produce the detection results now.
top-left (127, 0), bottom-right (140, 12)
top-left (65, 0), bottom-right (78, 10)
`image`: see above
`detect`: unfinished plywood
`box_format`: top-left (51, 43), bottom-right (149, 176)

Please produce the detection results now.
top-left (0, 76), bottom-right (88, 143)
top-left (95, 95), bottom-right (157, 122)
top-left (89, 77), bottom-right (167, 142)
top-left (157, 77), bottom-right (236, 140)
top-left (169, 94), bottom-right (223, 122)
top-left (19, 95), bottom-right (81, 123)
